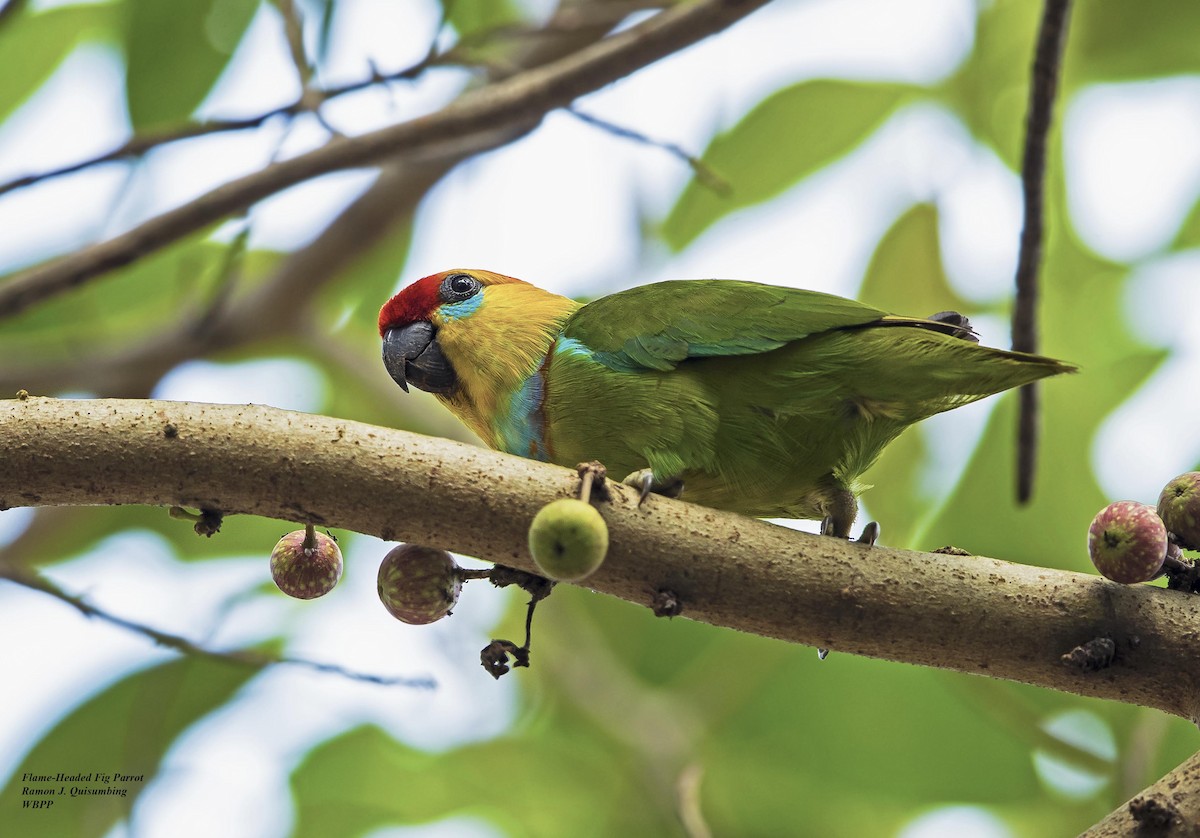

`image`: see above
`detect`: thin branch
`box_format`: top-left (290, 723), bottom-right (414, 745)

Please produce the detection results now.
top-left (275, 0), bottom-right (315, 92)
top-left (0, 52), bottom-right (469, 201)
top-left (0, 0), bottom-right (772, 320)
top-left (1012, 0), bottom-right (1072, 504)
top-left (567, 106), bottom-right (730, 194)
top-left (4, 397), bottom-right (1200, 720)
top-left (0, 0), bottom-right (649, 401)
top-left (1084, 749), bottom-right (1200, 836)
top-left (0, 560), bottom-right (435, 688)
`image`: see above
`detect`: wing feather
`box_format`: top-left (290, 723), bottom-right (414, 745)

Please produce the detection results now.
top-left (561, 280), bottom-right (891, 372)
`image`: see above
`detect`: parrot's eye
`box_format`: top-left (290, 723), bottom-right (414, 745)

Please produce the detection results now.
top-left (441, 273), bottom-right (481, 302)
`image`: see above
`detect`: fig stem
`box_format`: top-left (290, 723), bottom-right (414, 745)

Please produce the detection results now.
top-left (579, 470), bottom-right (594, 505)
top-left (302, 522), bottom-right (317, 552)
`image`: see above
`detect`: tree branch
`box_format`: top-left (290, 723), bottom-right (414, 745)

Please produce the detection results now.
top-left (1012, 0), bottom-right (1072, 503)
top-left (0, 0), bottom-right (639, 399)
top-left (1084, 749), bottom-right (1200, 837)
top-left (0, 0), bottom-right (771, 320)
top-left (0, 560), bottom-right (435, 689)
top-left (4, 396), bottom-right (1200, 720)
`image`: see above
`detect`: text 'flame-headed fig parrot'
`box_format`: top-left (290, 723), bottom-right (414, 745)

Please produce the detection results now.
top-left (379, 270), bottom-right (1075, 537)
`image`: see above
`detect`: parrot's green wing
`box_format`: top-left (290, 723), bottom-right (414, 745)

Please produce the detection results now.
top-left (560, 280), bottom-right (892, 372)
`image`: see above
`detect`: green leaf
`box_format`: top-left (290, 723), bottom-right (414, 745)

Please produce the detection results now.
top-left (855, 203), bottom-right (975, 545)
top-left (444, 0), bottom-right (525, 40)
top-left (661, 80), bottom-right (912, 251)
top-left (292, 724), bottom-right (660, 838)
top-left (920, 232), bottom-right (1162, 568)
top-left (122, 0), bottom-right (259, 130)
top-left (0, 233), bottom-right (280, 374)
top-left (858, 203), bottom-right (971, 320)
top-left (0, 652), bottom-right (260, 838)
top-left (1068, 0), bottom-right (1200, 82)
top-left (937, 0), bottom-right (1041, 169)
top-left (1171, 192), bottom-right (1200, 252)
top-left (0, 3), bottom-right (118, 126)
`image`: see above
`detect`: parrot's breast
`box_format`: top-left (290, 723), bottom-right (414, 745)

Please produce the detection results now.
top-left (490, 365), bottom-right (551, 462)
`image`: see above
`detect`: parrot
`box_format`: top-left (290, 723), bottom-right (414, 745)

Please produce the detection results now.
top-left (379, 269), bottom-right (1074, 538)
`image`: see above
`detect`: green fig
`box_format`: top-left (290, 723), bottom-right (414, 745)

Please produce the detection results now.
top-left (528, 498), bottom-right (608, 582)
top-left (1157, 471), bottom-right (1200, 551)
top-left (377, 544), bottom-right (462, 624)
top-left (1087, 501), bottom-right (1167, 584)
top-left (271, 527), bottom-right (343, 599)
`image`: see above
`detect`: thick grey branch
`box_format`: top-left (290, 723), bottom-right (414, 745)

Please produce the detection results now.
top-left (4, 397), bottom-right (1200, 720)
top-left (0, 0), bottom-right (771, 319)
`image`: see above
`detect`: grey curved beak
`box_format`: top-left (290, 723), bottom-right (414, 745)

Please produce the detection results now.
top-left (382, 322), bottom-right (458, 395)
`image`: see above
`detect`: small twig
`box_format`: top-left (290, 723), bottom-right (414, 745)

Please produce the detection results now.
top-left (190, 221), bottom-right (250, 339)
top-left (275, 0), bottom-right (314, 91)
top-left (1012, 0), bottom-right (1073, 504)
top-left (0, 562), bottom-right (435, 688)
top-left (0, 0), bottom-right (771, 319)
top-left (478, 565), bottom-right (554, 679)
top-left (0, 50), bottom-right (471, 202)
top-left (567, 106), bottom-right (730, 195)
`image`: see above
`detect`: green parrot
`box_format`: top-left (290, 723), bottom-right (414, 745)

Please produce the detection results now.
top-left (379, 269), bottom-right (1074, 537)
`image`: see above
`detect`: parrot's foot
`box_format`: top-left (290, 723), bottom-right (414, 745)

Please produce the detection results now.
top-left (857, 521), bottom-right (880, 546)
top-left (821, 516), bottom-right (880, 545)
top-left (817, 648), bottom-right (830, 660)
top-left (622, 469), bottom-right (685, 506)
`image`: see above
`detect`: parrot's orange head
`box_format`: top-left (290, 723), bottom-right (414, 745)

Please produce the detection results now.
top-left (378, 269), bottom-right (538, 396)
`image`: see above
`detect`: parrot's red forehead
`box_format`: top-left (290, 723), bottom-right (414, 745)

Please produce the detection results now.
top-left (378, 273), bottom-right (444, 336)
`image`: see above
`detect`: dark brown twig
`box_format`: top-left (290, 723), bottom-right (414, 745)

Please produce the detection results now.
top-left (0, 561), bottom-right (435, 688)
top-left (1012, 0), bottom-right (1072, 503)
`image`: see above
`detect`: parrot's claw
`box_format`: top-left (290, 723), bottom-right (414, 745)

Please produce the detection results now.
top-left (622, 469), bottom-right (684, 507)
top-left (817, 648), bottom-right (830, 661)
top-left (820, 516), bottom-right (879, 546)
top-left (856, 521), bottom-right (880, 546)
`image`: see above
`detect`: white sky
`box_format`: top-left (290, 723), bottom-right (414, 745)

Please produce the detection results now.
top-left (2, 0), bottom-right (1198, 836)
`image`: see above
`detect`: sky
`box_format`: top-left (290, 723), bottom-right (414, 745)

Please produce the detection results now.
top-left (2, 0), bottom-right (1199, 836)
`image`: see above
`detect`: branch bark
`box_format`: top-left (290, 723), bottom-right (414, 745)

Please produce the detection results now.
top-left (1085, 749), bottom-right (1200, 837)
top-left (4, 396), bottom-right (1200, 720)
top-left (0, 0), bottom-right (771, 319)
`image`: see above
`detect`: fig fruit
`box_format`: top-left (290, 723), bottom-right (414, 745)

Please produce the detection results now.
top-left (1158, 471), bottom-right (1200, 551)
top-left (528, 498), bottom-right (608, 582)
top-left (1087, 501), bottom-right (1167, 584)
top-left (271, 527), bottom-right (343, 599)
top-left (377, 544), bottom-right (462, 624)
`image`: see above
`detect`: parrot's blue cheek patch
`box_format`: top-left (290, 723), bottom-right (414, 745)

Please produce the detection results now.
top-left (439, 294), bottom-right (485, 321)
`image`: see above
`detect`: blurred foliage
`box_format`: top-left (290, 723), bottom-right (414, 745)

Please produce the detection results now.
top-left (123, 0), bottom-right (259, 130)
top-left (0, 652), bottom-right (261, 837)
top-left (2, 0), bottom-right (1200, 837)
top-left (662, 80), bottom-right (914, 250)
